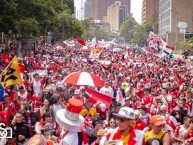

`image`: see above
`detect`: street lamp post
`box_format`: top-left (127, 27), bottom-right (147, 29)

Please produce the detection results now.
top-left (171, 10), bottom-right (178, 50)
top-left (159, 14), bottom-right (162, 36)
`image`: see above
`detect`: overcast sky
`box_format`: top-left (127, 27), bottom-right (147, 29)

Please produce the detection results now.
top-left (131, 0), bottom-right (143, 24)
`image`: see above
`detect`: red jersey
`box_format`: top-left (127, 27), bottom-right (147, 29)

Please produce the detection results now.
top-left (134, 119), bottom-right (146, 131)
top-left (142, 95), bottom-right (154, 113)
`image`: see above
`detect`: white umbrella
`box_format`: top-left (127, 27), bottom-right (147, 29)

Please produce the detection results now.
top-left (113, 48), bottom-right (123, 52)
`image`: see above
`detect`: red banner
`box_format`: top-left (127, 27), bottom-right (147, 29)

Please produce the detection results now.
top-left (85, 88), bottom-right (112, 108)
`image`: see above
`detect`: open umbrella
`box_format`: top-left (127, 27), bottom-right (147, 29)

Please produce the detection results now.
top-left (63, 72), bottom-right (104, 87)
top-left (80, 46), bottom-right (92, 52)
top-left (113, 48), bottom-right (123, 52)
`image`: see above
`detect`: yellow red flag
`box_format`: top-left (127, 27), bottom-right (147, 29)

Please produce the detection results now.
top-left (0, 56), bottom-right (22, 88)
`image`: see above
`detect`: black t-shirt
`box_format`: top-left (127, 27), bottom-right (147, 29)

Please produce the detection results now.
top-left (10, 123), bottom-right (32, 143)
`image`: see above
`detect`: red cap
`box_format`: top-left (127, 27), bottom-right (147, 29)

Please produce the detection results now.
top-left (66, 98), bottom-right (83, 114)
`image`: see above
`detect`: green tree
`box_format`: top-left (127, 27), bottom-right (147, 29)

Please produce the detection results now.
top-left (133, 22), bottom-right (153, 47)
top-left (15, 18), bottom-right (39, 37)
top-left (180, 37), bottom-right (193, 52)
top-left (95, 27), bottom-right (109, 40)
top-left (120, 17), bottom-right (139, 43)
top-left (63, 0), bottom-right (74, 14)
top-left (0, 0), bottom-right (82, 40)
top-left (81, 18), bottom-right (96, 40)
top-left (57, 10), bottom-right (83, 39)
top-left (149, 11), bottom-right (159, 34)
top-left (0, 0), bottom-right (17, 33)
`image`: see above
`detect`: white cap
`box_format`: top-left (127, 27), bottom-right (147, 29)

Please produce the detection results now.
top-left (113, 107), bottom-right (135, 120)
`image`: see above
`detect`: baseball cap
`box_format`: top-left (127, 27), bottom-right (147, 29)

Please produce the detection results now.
top-left (150, 115), bottom-right (165, 126)
top-left (113, 107), bottom-right (135, 120)
top-left (3, 93), bottom-right (9, 97)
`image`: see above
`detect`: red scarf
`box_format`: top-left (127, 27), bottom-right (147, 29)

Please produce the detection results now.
top-left (106, 128), bottom-right (137, 144)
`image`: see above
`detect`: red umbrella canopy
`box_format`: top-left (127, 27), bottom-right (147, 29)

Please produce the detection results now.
top-left (63, 72), bottom-right (104, 87)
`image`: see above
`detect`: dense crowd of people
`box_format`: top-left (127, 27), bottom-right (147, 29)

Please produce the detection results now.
top-left (0, 38), bottom-right (193, 145)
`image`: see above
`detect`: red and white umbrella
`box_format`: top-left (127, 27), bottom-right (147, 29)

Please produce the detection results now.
top-left (63, 72), bottom-right (104, 87)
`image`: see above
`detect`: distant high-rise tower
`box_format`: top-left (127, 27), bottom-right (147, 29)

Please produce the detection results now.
top-left (74, 0), bottom-right (85, 20)
top-left (142, 0), bottom-right (159, 23)
top-left (91, 0), bottom-right (131, 21)
top-left (85, 0), bottom-right (91, 19)
top-left (107, 1), bottom-right (127, 31)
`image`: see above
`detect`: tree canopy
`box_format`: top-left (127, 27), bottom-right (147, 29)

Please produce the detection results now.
top-left (0, 0), bottom-right (83, 39)
top-left (133, 22), bottom-right (153, 47)
top-left (120, 17), bottom-right (139, 44)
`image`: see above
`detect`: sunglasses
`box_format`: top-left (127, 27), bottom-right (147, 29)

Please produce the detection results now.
top-left (117, 117), bottom-right (129, 122)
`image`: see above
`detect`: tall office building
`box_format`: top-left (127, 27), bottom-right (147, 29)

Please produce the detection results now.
top-left (159, 0), bottom-right (193, 47)
top-left (74, 0), bottom-right (84, 20)
top-left (85, 0), bottom-right (91, 19)
top-left (74, 0), bottom-right (91, 20)
top-left (107, 1), bottom-right (127, 31)
top-left (142, 0), bottom-right (159, 23)
top-left (91, 0), bottom-right (131, 21)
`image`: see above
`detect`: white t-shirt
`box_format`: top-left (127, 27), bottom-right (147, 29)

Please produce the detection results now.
top-left (33, 80), bottom-right (41, 95)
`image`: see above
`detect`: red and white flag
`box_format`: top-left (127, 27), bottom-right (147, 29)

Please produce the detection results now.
top-left (146, 31), bottom-right (175, 56)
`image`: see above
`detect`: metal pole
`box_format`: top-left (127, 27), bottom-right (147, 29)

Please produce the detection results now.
top-left (171, 10), bottom-right (178, 50)
top-left (1, 32), bottom-right (3, 43)
top-left (175, 13), bottom-right (178, 50)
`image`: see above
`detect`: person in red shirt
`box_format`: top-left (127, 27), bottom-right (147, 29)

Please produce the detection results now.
top-left (183, 119), bottom-right (193, 144)
top-left (141, 88), bottom-right (154, 113)
top-left (0, 93), bottom-right (16, 116)
top-left (134, 110), bottom-right (146, 131)
top-left (95, 103), bottom-right (107, 120)
top-left (17, 86), bottom-right (31, 104)
top-left (72, 89), bottom-right (86, 103)
top-left (184, 90), bottom-right (193, 117)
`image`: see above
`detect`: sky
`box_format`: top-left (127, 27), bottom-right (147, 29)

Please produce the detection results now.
top-left (131, 0), bottom-right (143, 24)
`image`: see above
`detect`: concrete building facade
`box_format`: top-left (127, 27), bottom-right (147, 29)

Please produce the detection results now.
top-left (107, 1), bottom-right (127, 32)
top-left (142, 0), bottom-right (159, 23)
top-left (74, 0), bottom-right (91, 20)
top-left (74, 0), bottom-right (85, 20)
top-left (159, 0), bottom-right (193, 48)
top-left (91, 0), bottom-right (130, 21)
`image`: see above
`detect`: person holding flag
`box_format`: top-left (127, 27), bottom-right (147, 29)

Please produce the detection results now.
top-left (0, 56), bottom-right (23, 126)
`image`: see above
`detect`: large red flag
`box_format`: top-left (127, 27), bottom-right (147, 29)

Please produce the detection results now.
top-left (1, 54), bottom-right (10, 62)
top-left (85, 88), bottom-right (112, 108)
top-left (75, 38), bottom-right (86, 46)
top-left (18, 63), bottom-right (25, 73)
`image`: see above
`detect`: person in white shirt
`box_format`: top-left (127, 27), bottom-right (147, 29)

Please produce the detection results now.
top-left (160, 88), bottom-right (172, 107)
top-left (99, 80), bottom-right (113, 97)
top-left (32, 73), bottom-right (42, 96)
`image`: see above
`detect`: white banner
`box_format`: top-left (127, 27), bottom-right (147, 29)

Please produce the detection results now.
top-left (28, 70), bottom-right (48, 78)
